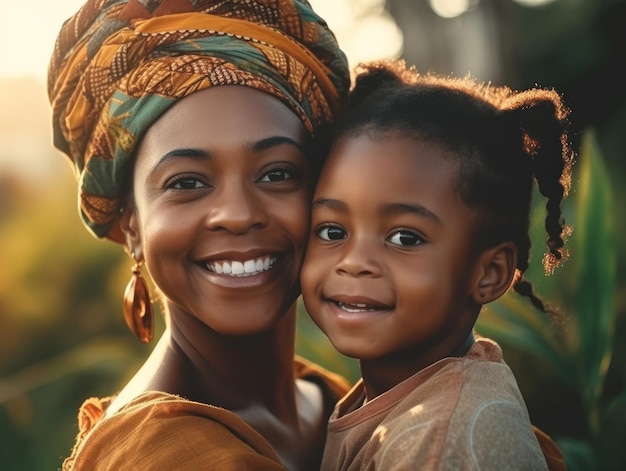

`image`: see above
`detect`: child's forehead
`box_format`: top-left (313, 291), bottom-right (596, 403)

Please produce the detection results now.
top-left (320, 134), bottom-right (460, 195)
top-left (313, 133), bottom-right (480, 236)
top-left (328, 131), bottom-right (460, 172)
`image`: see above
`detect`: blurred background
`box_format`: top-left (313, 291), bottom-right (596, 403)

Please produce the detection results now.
top-left (0, 0), bottom-right (624, 469)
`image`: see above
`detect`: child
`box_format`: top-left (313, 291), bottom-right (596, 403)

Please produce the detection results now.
top-left (301, 61), bottom-right (574, 470)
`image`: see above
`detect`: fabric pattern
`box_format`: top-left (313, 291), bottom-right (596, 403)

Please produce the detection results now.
top-left (48, 0), bottom-right (349, 242)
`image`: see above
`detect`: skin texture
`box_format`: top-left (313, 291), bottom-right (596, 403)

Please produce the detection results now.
top-left (115, 86), bottom-right (326, 470)
top-left (301, 133), bottom-right (516, 400)
top-left (127, 86), bottom-right (311, 336)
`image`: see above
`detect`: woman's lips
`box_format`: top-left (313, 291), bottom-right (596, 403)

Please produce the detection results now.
top-left (203, 255), bottom-right (277, 277)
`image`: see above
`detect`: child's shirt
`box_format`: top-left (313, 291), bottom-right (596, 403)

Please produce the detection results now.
top-left (321, 337), bottom-right (550, 470)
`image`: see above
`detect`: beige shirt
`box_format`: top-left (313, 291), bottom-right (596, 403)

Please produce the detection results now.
top-left (322, 337), bottom-right (556, 471)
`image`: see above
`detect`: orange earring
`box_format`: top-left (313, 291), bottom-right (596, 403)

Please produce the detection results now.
top-left (123, 254), bottom-right (153, 343)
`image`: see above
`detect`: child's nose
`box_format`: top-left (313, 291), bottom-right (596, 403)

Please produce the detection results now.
top-left (335, 235), bottom-right (382, 277)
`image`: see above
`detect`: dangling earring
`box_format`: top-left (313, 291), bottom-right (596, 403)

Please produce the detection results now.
top-left (123, 254), bottom-right (153, 343)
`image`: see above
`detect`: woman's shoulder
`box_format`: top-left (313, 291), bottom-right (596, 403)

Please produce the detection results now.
top-left (62, 392), bottom-right (285, 470)
top-left (294, 355), bottom-right (352, 399)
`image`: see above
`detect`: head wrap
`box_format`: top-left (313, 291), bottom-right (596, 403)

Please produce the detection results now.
top-left (48, 0), bottom-right (349, 243)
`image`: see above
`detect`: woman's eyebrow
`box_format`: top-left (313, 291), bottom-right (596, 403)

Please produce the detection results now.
top-left (154, 148), bottom-right (211, 169)
top-left (149, 148), bottom-right (210, 176)
top-left (150, 136), bottom-right (305, 175)
top-left (252, 136), bottom-right (306, 155)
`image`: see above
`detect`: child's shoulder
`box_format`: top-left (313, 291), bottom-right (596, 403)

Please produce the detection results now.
top-left (387, 335), bottom-right (526, 432)
top-left (372, 338), bottom-right (544, 469)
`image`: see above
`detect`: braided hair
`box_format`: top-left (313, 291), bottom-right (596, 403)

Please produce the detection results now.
top-left (335, 60), bottom-right (575, 319)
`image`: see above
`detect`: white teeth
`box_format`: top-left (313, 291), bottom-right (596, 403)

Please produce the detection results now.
top-left (338, 302), bottom-right (376, 313)
top-left (244, 260), bottom-right (257, 273)
top-left (232, 261), bottom-right (244, 275)
top-left (207, 256), bottom-right (276, 277)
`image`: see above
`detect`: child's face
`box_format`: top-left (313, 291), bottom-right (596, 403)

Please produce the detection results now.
top-left (301, 133), bottom-right (485, 364)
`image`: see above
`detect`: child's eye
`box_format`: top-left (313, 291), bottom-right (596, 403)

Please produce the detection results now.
top-left (167, 176), bottom-right (207, 190)
top-left (387, 230), bottom-right (423, 247)
top-left (258, 167), bottom-right (296, 182)
top-left (316, 224), bottom-right (347, 241)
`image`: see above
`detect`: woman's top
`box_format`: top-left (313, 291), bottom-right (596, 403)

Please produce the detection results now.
top-left (62, 357), bottom-right (350, 470)
top-left (321, 337), bottom-right (566, 471)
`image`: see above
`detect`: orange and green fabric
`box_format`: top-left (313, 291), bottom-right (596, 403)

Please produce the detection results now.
top-left (48, 0), bottom-right (349, 243)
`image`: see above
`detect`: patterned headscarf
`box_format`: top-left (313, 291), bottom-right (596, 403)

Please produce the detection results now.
top-left (48, 0), bottom-right (349, 242)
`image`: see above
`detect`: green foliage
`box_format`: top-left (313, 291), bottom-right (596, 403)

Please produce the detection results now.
top-left (0, 171), bottom-right (153, 469)
top-left (476, 130), bottom-right (623, 470)
top-left (295, 301), bottom-right (360, 385)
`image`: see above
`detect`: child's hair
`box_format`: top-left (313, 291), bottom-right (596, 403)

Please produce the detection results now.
top-left (336, 60), bottom-right (575, 320)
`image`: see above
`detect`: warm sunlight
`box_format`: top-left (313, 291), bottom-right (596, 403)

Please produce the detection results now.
top-left (0, 0), bottom-right (87, 80)
top-left (0, 0), bottom-right (401, 179)
top-left (0, 0), bottom-right (402, 81)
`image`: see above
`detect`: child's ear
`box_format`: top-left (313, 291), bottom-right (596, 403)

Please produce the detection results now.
top-left (119, 201), bottom-right (143, 260)
top-left (472, 242), bottom-right (517, 304)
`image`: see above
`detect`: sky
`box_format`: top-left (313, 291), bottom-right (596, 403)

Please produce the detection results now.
top-left (0, 0), bottom-right (87, 80)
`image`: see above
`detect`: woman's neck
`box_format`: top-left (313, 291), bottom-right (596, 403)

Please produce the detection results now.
top-left (108, 302), bottom-right (328, 471)
top-left (109, 303), bottom-right (299, 420)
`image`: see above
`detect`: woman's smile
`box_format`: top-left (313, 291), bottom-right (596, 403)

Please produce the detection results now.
top-left (205, 255), bottom-right (277, 276)
top-left (193, 252), bottom-right (283, 289)
top-left (128, 86), bottom-right (312, 334)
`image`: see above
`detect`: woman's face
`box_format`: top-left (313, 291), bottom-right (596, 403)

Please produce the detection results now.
top-left (125, 86), bottom-right (311, 335)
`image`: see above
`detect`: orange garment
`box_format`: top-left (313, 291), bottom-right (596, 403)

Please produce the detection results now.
top-left (62, 357), bottom-right (350, 470)
top-left (322, 337), bottom-right (565, 471)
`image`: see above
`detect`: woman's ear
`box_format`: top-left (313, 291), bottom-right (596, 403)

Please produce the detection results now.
top-left (472, 241), bottom-right (517, 304)
top-left (119, 201), bottom-right (143, 260)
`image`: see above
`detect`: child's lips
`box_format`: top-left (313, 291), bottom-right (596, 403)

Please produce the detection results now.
top-left (335, 302), bottom-right (378, 313)
top-left (327, 294), bottom-right (394, 312)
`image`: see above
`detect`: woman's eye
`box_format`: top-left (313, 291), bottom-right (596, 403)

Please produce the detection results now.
top-left (259, 167), bottom-right (295, 182)
top-left (317, 225), bottom-right (347, 241)
top-left (387, 230), bottom-right (422, 247)
top-left (168, 177), bottom-right (206, 190)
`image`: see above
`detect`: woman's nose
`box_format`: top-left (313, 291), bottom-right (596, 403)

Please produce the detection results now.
top-left (204, 181), bottom-right (269, 234)
top-left (335, 235), bottom-right (382, 277)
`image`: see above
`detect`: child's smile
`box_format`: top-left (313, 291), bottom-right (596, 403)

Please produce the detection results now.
top-left (301, 133), bottom-right (484, 372)
top-left (326, 293), bottom-right (394, 320)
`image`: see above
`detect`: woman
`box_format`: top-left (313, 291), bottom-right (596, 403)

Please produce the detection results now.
top-left (48, 0), bottom-right (350, 469)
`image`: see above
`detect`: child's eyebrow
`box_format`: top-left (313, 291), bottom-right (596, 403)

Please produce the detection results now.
top-left (382, 202), bottom-right (442, 225)
top-left (312, 199), bottom-right (441, 224)
top-left (311, 197), bottom-right (347, 212)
